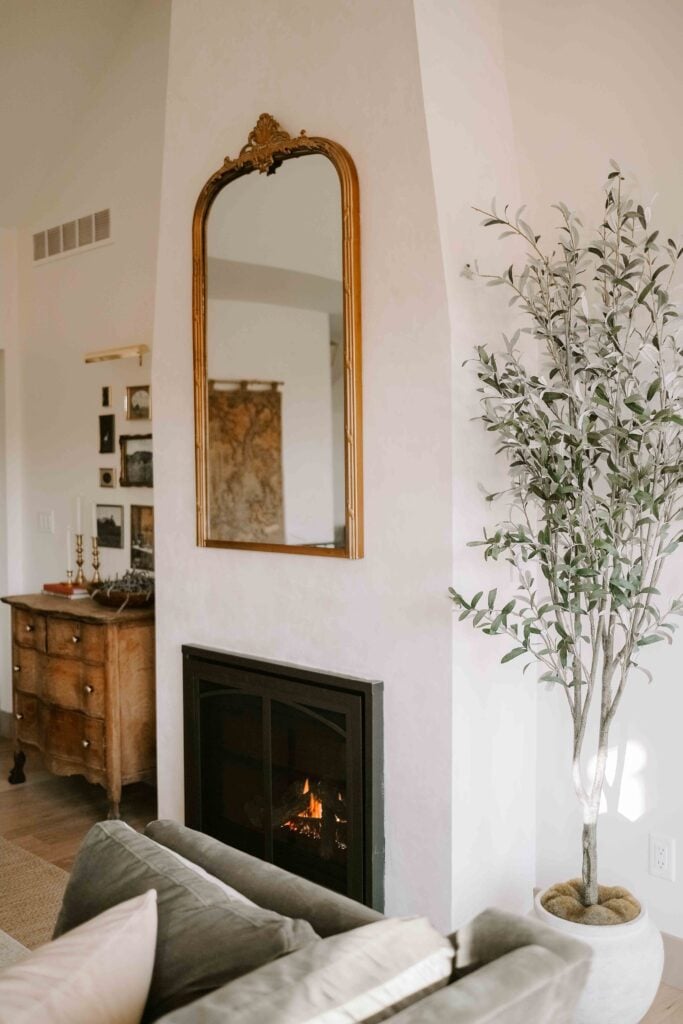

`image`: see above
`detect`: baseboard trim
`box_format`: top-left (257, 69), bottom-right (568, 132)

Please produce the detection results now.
top-left (663, 931), bottom-right (683, 988)
top-left (0, 710), bottom-right (11, 739)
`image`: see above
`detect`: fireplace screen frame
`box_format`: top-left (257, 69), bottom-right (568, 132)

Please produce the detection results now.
top-left (183, 645), bottom-right (384, 910)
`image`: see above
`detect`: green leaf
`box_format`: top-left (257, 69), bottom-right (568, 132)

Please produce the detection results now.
top-left (487, 589), bottom-right (497, 610)
top-left (539, 671), bottom-right (565, 685)
top-left (637, 635), bottom-right (664, 646)
top-left (501, 648), bottom-right (527, 663)
top-left (638, 282), bottom-right (655, 304)
top-left (647, 379), bottom-right (661, 401)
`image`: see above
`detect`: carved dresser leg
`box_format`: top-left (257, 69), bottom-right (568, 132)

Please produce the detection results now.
top-left (8, 749), bottom-right (26, 785)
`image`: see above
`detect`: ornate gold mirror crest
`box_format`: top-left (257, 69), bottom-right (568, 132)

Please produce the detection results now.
top-left (192, 114), bottom-right (363, 557)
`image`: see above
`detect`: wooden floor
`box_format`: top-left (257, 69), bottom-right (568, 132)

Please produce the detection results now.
top-left (0, 736), bottom-right (156, 870)
top-left (644, 986), bottom-right (683, 1023)
top-left (0, 737), bottom-right (681, 1020)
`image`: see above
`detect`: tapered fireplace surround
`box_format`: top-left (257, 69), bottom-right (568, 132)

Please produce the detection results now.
top-left (183, 645), bottom-right (384, 909)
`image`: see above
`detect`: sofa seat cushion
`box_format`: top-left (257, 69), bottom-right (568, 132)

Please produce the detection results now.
top-left (54, 822), bottom-right (318, 1023)
top-left (0, 931), bottom-right (27, 971)
top-left (156, 916), bottom-right (454, 1024)
top-left (0, 890), bottom-right (157, 1024)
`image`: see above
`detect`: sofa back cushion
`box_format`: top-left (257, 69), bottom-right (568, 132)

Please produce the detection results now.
top-left (54, 822), bottom-right (318, 1023)
top-left (146, 819), bottom-right (383, 937)
top-left (155, 915), bottom-right (454, 1024)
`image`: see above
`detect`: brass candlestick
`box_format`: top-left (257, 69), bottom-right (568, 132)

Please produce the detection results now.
top-left (91, 537), bottom-right (101, 585)
top-left (66, 569), bottom-right (74, 585)
top-left (75, 533), bottom-right (86, 586)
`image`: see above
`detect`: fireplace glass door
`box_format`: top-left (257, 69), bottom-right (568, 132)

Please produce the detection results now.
top-left (184, 649), bottom-right (381, 905)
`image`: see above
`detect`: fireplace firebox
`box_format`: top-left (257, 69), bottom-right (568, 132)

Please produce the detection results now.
top-left (183, 646), bottom-right (384, 909)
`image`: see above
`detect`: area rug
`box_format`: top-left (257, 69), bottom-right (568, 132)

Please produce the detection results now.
top-left (0, 836), bottom-right (68, 948)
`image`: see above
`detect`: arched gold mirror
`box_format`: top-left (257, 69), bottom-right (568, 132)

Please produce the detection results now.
top-left (192, 114), bottom-right (363, 558)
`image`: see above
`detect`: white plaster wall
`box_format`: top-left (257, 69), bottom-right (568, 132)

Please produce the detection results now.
top-left (0, 229), bottom-right (23, 714)
top-left (207, 299), bottom-right (335, 544)
top-left (153, 0), bottom-right (457, 928)
top-left (10, 0), bottom-right (170, 644)
top-left (414, 0), bottom-right (536, 925)
top-left (500, 0), bottom-right (683, 937)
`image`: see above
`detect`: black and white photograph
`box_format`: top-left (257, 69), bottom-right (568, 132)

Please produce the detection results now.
top-left (101, 386), bottom-right (111, 408)
top-left (126, 384), bottom-right (151, 420)
top-left (120, 434), bottom-right (153, 487)
top-left (130, 505), bottom-right (154, 571)
top-left (96, 504), bottom-right (123, 549)
top-left (99, 414), bottom-right (115, 454)
top-left (99, 467), bottom-right (115, 488)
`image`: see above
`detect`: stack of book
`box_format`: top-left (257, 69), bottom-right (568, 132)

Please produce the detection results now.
top-left (42, 581), bottom-right (90, 600)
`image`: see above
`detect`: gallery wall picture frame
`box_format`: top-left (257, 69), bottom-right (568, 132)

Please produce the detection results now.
top-left (99, 468), bottom-right (115, 488)
top-left (130, 505), bottom-right (154, 571)
top-left (126, 385), bottom-right (151, 421)
top-left (96, 504), bottom-right (124, 549)
top-left (102, 386), bottom-right (111, 408)
top-left (99, 414), bottom-right (115, 454)
top-left (120, 434), bottom-right (153, 487)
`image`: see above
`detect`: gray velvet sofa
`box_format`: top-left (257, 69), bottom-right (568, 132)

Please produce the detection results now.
top-left (16, 820), bottom-right (592, 1023)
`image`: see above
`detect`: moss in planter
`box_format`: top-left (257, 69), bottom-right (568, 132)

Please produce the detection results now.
top-left (541, 879), bottom-right (641, 925)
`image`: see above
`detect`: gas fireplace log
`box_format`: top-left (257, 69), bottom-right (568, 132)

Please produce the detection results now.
top-left (273, 792), bottom-right (312, 827)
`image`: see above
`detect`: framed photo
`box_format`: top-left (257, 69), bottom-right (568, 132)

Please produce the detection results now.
top-left (120, 434), bottom-right (153, 487)
top-left (99, 467), bottom-right (115, 488)
top-left (101, 386), bottom-right (111, 408)
top-left (96, 504), bottom-right (124, 549)
top-left (126, 385), bottom-right (151, 421)
top-left (99, 414), bottom-right (115, 454)
top-left (130, 505), bottom-right (154, 571)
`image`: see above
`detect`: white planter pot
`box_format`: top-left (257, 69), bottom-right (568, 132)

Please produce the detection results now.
top-left (534, 889), bottom-right (663, 1024)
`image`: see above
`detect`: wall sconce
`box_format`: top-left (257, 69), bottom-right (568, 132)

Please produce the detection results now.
top-left (84, 344), bottom-right (149, 366)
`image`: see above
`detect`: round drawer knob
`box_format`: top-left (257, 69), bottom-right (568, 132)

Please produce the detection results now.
top-left (84, 684), bottom-right (94, 694)
top-left (13, 665), bottom-right (20, 673)
top-left (81, 739), bottom-right (90, 749)
top-left (71, 635), bottom-right (80, 644)
top-left (24, 624), bottom-right (34, 633)
top-left (15, 712), bottom-right (23, 720)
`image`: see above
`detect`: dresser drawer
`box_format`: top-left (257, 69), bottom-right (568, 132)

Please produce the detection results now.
top-left (43, 658), bottom-right (105, 718)
top-left (13, 609), bottom-right (46, 652)
top-left (11, 645), bottom-right (41, 695)
top-left (40, 705), bottom-right (105, 769)
top-left (13, 692), bottom-right (39, 745)
top-left (47, 619), bottom-right (105, 663)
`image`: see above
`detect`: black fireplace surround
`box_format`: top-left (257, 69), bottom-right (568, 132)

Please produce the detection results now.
top-left (183, 645), bottom-right (384, 909)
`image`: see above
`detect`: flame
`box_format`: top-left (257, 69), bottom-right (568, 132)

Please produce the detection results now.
top-left (300, 778), bottom-right (323, 819)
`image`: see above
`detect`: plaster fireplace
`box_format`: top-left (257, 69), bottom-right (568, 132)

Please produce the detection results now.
top-left (183, 645), bottom-right (384, 909)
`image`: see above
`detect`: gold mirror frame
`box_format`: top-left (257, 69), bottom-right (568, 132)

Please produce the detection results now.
top-left (192, 114), bottom-right (363, 558)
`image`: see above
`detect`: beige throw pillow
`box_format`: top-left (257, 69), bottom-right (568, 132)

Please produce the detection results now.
top-left (0, 889), bottom-right (158, 1024)
top-left (157, 915), bottom-right (454, 1024)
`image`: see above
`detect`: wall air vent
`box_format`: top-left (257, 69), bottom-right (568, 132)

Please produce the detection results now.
top-left (32, 208), bottom-right (112, 265)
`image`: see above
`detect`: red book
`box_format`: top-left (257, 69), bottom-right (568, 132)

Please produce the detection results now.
top-left (42, 582), bottom-right (90, 599)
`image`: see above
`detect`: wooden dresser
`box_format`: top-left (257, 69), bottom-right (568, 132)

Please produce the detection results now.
top-left (2, 593), bottom-right (155, 818)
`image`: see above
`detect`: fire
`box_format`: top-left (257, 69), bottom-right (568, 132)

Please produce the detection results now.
top-left (300, 778), bottom-right (323, 820)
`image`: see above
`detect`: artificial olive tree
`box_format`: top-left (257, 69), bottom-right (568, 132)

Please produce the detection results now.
top-left (451, 166), bottom-right (683, 907)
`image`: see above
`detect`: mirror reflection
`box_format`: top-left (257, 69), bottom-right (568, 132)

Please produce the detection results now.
top-left (205, 154), bottom-right (345, 549)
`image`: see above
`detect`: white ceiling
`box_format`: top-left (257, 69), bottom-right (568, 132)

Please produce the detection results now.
top-left (0, 0), bottom-right (141, 226)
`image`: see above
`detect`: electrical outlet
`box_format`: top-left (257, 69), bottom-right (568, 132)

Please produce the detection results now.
top-left (649, 833), bottom-right (676, 881)
top-left (37, 510), bottom-right (55, 534)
